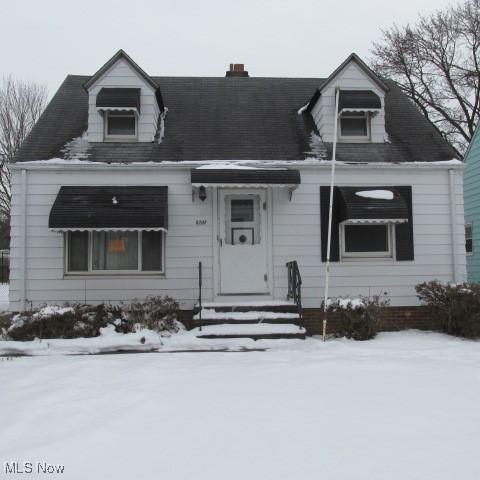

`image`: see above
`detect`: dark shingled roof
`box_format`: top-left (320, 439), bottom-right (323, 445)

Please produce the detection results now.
top-left (15, 74), bottom-right (457, 163)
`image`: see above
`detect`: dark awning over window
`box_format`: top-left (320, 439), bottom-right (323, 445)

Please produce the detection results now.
top-left (337, 187), bottom-right (408, 223)
top-left (96, 88), bottom-right (141, 113)
top-left (338, 90), bottom-right (381, 112)
top-left (191, 168), bottom-right (301, 187)
top-left (49, 186), bottom-right (168, 231)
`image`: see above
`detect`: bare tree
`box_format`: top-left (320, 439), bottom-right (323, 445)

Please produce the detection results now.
top-left (371, 0), bottom-right (480, 153)
top-left (0, 76), bottom-right (47, 217)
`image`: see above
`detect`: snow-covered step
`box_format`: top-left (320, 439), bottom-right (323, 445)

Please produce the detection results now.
top-left (197, 300), bottom-right (297, 313)
top-left (194, 323), bottom-right (306, 340)
top-left (193, 308), bottom-right (300, 324)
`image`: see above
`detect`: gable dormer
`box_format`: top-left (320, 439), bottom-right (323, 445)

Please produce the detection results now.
top-left (306, 54), bottom-right (389, 144)
top-left (84, 50), bottom-right (164, 143)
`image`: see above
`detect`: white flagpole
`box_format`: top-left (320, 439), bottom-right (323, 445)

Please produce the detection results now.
top-left (322, 87), bottom-right (340, 342)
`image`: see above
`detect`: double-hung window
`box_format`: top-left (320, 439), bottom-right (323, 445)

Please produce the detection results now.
top-left (340, 222), bottom-right (393, 259)
top-left (66, 230), bottom-right (164, 274)
top-left (339, 112), bottom-right (370, 141)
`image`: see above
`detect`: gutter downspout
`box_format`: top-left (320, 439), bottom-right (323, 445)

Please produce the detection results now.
top-left (322, 87), bottom-right (340, 341)
top-left (21, 168), bottom-right (28, 310)
top-left (449, 168), bottom-right (459, 283)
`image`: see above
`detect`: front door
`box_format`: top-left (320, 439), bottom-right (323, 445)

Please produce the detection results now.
top-left (218, 189), bottom-right (269, 294)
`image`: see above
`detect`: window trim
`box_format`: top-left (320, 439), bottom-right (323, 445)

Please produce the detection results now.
top-left (338, 111), bottom-right (371, 142)
top-left (104, 110), bottom-right (138, 141)
top-left (340, 221), bottom-right (394, 260)
top-left (465, 222), bottom-right (473, 256)
top-left (65, 230), bottom-right (165, 275)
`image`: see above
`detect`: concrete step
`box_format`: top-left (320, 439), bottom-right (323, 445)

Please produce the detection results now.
top-left (195, 301), bottom-right (298, 314)
top-left (193, 308), bottom-right (300, 325)
top-left (194, 323), bottom-right (306, 340)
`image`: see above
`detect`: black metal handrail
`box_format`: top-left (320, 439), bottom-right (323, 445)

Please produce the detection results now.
top-left (198, 261), bottom-right (203, 331)
top-left (286, 260), bottom-right (303, 326)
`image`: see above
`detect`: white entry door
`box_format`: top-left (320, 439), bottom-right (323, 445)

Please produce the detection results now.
top-left (219, 189), bottom-right (269, 294)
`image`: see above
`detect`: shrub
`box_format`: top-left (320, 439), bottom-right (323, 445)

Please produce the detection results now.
top-left (325, 295), bottom-right (390, 340)
top-left (5, 295), bottom-right (180, 341)
top-left (119, 295), bottom-right (179, 334)
top-left (7, 304), bottom-right (117, 341)
top-left (415, 281), bottom-right (480, 339)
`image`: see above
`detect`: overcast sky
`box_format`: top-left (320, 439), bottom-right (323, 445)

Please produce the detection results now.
top-left (2, 0), bottom-right (457, 96)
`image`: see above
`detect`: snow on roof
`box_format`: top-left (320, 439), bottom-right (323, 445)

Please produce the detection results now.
top-left (355, 190), bottom-right (394, 200)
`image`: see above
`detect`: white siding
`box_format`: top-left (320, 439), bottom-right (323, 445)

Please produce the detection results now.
top-left (87, 58), bottom-right (160, 142)
top-left (311, 62), bottom-right (387, 143)
top-left (9, 168), bottom-right (213, 311)
top-left (272, 166), bottom-right (465, 308)
top-left (9, 165), bottom-right (466, 311)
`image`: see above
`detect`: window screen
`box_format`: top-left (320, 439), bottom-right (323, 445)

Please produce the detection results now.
top-left (466, 223), bottom-right (473, 254)
top-left (92, 231), bottom-right (138, 270)
top-left (68, 231), bottom-right (89, 271)
top-left (340, 113), bottom-right (368, 137)
top-left (344, 224), bottom-right (389, 253)
top-left (231, 199), bottom-right (254, 222)
top-left (107, 113), bottom-right (136, 136)
top-left (142, 231), bottom-right (163, 271)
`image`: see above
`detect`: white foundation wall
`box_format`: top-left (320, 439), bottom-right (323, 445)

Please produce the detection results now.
top-left (9, 168), bottom-right (213, 311)
top-left (273, 166), bottom-right (466, 307)
top-left (9, 164), bottom-right (466, 311)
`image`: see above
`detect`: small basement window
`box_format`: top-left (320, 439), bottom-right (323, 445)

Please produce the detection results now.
top-left (66, 230), bottom-right (164, 274)
top-left (339, 112), bottom-right (370, 140)
top-left (341, 222), bottom-right (392, 259)
top-left (466, 223), bottom-right (473, 255)
top-left (105, 111), bottom-right (137, 140)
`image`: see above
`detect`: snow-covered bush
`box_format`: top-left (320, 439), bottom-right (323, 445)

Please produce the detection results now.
top-left (416, 281), bottom-right (480, 339)
top-left (324, 295), bottom-right (390, 340)
top-left (119, 295), bottom-right (180, 334)
top-left (6, 304), bottom-right (117, 341)
top-left (4, 296), bottom-right (180, 341)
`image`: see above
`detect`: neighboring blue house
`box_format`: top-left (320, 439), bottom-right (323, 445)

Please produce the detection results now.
top-left (464, 124), bottom-right (480, 281)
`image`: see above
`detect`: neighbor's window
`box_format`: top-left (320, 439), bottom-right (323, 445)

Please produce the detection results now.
top-left (339, 112), bottom-right (369, 139)
top-left (466, 223), bottom-right (473, 255)
top-left (341, 223), bottom-right (392, 258)
top-left (105, 111), bottom-right (137, 139)
top-left (66, 231), bottom-right (163, 273)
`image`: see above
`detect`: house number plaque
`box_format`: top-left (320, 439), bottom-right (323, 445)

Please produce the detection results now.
top-left (195, 219), bottom-right (207, 225)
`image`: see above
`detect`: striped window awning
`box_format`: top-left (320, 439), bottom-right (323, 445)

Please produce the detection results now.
top-left (337, 187), bottom-right (408, 223)
top-left (96, 88), bottom-right (141, 113)
top-left (49, 186), bottom-right (168, 231)
top-left (338, 90), bottom-right (381, 113)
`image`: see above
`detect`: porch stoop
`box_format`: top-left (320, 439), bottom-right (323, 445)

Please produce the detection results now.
top-left (192, 302), bottom-right (306, 340)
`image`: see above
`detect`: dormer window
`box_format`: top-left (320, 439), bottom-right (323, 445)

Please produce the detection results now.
top-left (339, 112), bottom-right (369, 140)
top-left (96, 87), bottom-right (141, 141)
top-left (105, 111), bottom-right (137, 139)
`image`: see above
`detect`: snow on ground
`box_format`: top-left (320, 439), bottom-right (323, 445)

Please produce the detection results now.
top-left (0, 283), bottom-right (8, 311)
top-left (193, 308), bottom-right (299, 320)
top-left (1, 330), bottom-right (480, 480)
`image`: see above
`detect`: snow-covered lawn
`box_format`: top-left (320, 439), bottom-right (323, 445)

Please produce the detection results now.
top-left (1, 331), bottom-right (480, 479)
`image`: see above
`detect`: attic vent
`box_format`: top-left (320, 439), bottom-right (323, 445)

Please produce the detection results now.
top-left (226, 64), bottom-right (249, 77)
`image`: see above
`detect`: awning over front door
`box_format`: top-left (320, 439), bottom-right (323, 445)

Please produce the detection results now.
top-left (337, 187), bottom-right (408, 223)
top-left (190, 168), bottom-right (301, 187)
top-left (49, 186), bottom-right (168, 231)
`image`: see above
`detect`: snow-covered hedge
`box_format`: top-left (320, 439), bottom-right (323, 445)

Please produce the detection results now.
top-left (2, 296), bottom-right (180, 341)
top-left (416, 281), bottom-right (480, 339)
top-left (324, 295), bottom-right (390, 340)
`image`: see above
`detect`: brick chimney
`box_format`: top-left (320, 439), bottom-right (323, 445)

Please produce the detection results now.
top-left (226, 63), bottom-right (249, 77)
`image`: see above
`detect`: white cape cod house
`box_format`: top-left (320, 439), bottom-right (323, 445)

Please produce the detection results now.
top-left (10, 50), bottom-right (466, 333)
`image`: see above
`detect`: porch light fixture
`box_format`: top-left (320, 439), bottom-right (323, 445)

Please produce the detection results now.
top-left (198, 186), bottom-right (207, 202)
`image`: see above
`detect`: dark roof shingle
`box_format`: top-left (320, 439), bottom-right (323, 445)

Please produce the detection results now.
top-left (15, 74), bottom-right (457, 163)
